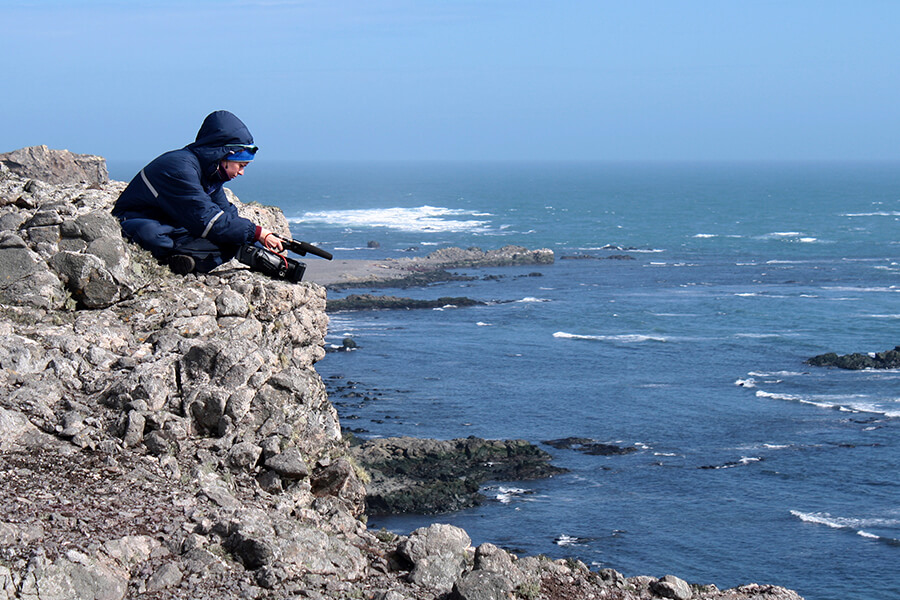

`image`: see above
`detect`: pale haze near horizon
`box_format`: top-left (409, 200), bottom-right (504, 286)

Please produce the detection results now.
top-left (3, 0), bottom-right (899, 163)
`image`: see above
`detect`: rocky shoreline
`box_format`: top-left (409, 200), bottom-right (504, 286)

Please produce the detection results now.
top-left (0, 146), bottom-right (804, 599)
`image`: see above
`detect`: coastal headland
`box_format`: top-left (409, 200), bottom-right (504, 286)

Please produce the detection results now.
top-left (0, 146), bottom-right (804, 599)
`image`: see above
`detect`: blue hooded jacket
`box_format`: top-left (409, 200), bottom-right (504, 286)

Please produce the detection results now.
top-left (112, 111), bottom-right (257, 256)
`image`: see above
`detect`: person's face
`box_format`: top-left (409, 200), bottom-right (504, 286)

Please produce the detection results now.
top-left (220, 160), bottom-right (249, 180)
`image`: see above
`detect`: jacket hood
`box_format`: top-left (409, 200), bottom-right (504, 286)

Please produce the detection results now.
top-left (187, 111), bottom-right (256, 174)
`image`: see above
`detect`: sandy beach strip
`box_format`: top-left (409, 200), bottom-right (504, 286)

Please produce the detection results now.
top-left (300, 258), bottom-right (411, 287)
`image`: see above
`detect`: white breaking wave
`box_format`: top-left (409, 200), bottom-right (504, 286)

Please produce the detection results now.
top-left (747, 370), bottom-right (807, 377)
top-left (822, 285), bottom-right (900, 293)
top-left (554, 534), bottom-right (591, 547)
top-left (701, 456), bottom-right (762, 469)
top-left (858, 531), bottom-right (881, 539)
top-left (517, 297), bottom-right (551, 303)
top-left (790, 510), bottom-right (900, 543)
top-left (792, 511), bottom-right (900, 529)
top-left (289, 205), bottom-right (492, 233)
top-left (494, 486), bottom-right (531, 504)
top-left (759, 232), bottom-right (823, 243)
top-left (843, 211), bottom-right (900, 217)
top-left (756, 390), bottom-right (900, 418)
top-left (553, 332), bottom-right (667, 343)
top-left (733, 332), bottom-right (786, 338)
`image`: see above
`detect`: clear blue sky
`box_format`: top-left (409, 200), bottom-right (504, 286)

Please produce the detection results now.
top-left (3, 0), bottom-right (899, 162)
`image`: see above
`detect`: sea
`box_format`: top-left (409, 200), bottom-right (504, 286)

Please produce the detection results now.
top-left (112, 160), bottom-right (900, 600)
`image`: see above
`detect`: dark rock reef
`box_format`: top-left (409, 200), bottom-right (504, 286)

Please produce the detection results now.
top-left (327, 294), bottom-right (486, 312)
top-left (348, 436), bottom-right (567, 515)
top-left (543, 437), bottom-right (639, 456)
top-left (0, 146), bottom-right (804, 600)
top-left (807, 346), bottom-right (900, 370)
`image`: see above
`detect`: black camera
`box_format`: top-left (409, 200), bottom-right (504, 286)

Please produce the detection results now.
top-left (237, 244), bottom-right (306, 282)
top-left (282, 238), bottom-right (333, 260)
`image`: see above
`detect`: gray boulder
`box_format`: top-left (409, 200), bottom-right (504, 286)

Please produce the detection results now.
top-left (652, 574), bottom-right (693, 600)
top-left (75, 209), bottom-right (120, 242)
top-left (264, 448), bottom-right (309, 480)
top-left (0, 236), bottom-right (66, 308)
top-left (16, 550), bottom-right (128, 600)
top-left (49, 250), bottom-right (120, 308)
top-left (453, 569), bottom-right (515, 600)
top-left (216, 287), bottom-right (250, 317)
top-left (473, 543), bottom-right (526, 589)
top-left (399, 524), bottom-right (472, 593)
top-left (145, 562), bottom-right (183, 592)
top-left (400, 523), bottom-right (472, 565)
top-left (408, 553), bottom-right (468, 593)
top-left (0, 145), bottom-right (108, 186)
top-left (227, 441), bottom-right (263, 469)
top-left (222, 509), bottom-right (367, 585)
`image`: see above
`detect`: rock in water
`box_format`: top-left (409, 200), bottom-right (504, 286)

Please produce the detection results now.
top-left (807, 346), bottom-right (900, 370)
top-left (349, 436), bottom-right (567, 514)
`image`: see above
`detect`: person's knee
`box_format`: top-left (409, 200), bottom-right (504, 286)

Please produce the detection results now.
top-left (122, 219), bottom-right (176, 252)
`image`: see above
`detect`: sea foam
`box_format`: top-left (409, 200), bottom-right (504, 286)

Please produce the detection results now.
top-left (494, 486), bottom-right (531, 504)
top-left (843, 211), bottom-right (900, 217)
top-left (553, 332), bottom-right (667, 343)
top-left (790, 510), bottom-right (900, 543)
top-left (289, 205), bottom-right (492, 233)
top-left (755, 390), bottom-right (900, 418)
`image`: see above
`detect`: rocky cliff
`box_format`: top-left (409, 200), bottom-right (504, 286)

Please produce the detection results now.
top-left (0, 147), bottom-right (803, 600)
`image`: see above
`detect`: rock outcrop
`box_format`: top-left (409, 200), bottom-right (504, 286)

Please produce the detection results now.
top-left (0, 145), bottom-right (109, 187)
top-left (543, 437), bottom-right (639, 456)
top-left (0, 153), bottom-right (367, 597)
top-left (349, 436), bottom-right (567, 514)
top-left (0, 147), bottom-right (805, 600)
top-left (807, 346), bottom-right (900, 370)
top-left (327, 294), bottom-right (486, 312)
top-left (326, 246), bottom-right (553, 291)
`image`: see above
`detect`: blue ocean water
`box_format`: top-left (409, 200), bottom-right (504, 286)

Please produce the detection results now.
top-left (112, 161), bottom-right (900, 600)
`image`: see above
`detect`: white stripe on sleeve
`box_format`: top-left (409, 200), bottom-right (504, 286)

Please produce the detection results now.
top-left (201, 210), bottom-right (225, 238)
top-left (140, 169), bottom-right (159, 198)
